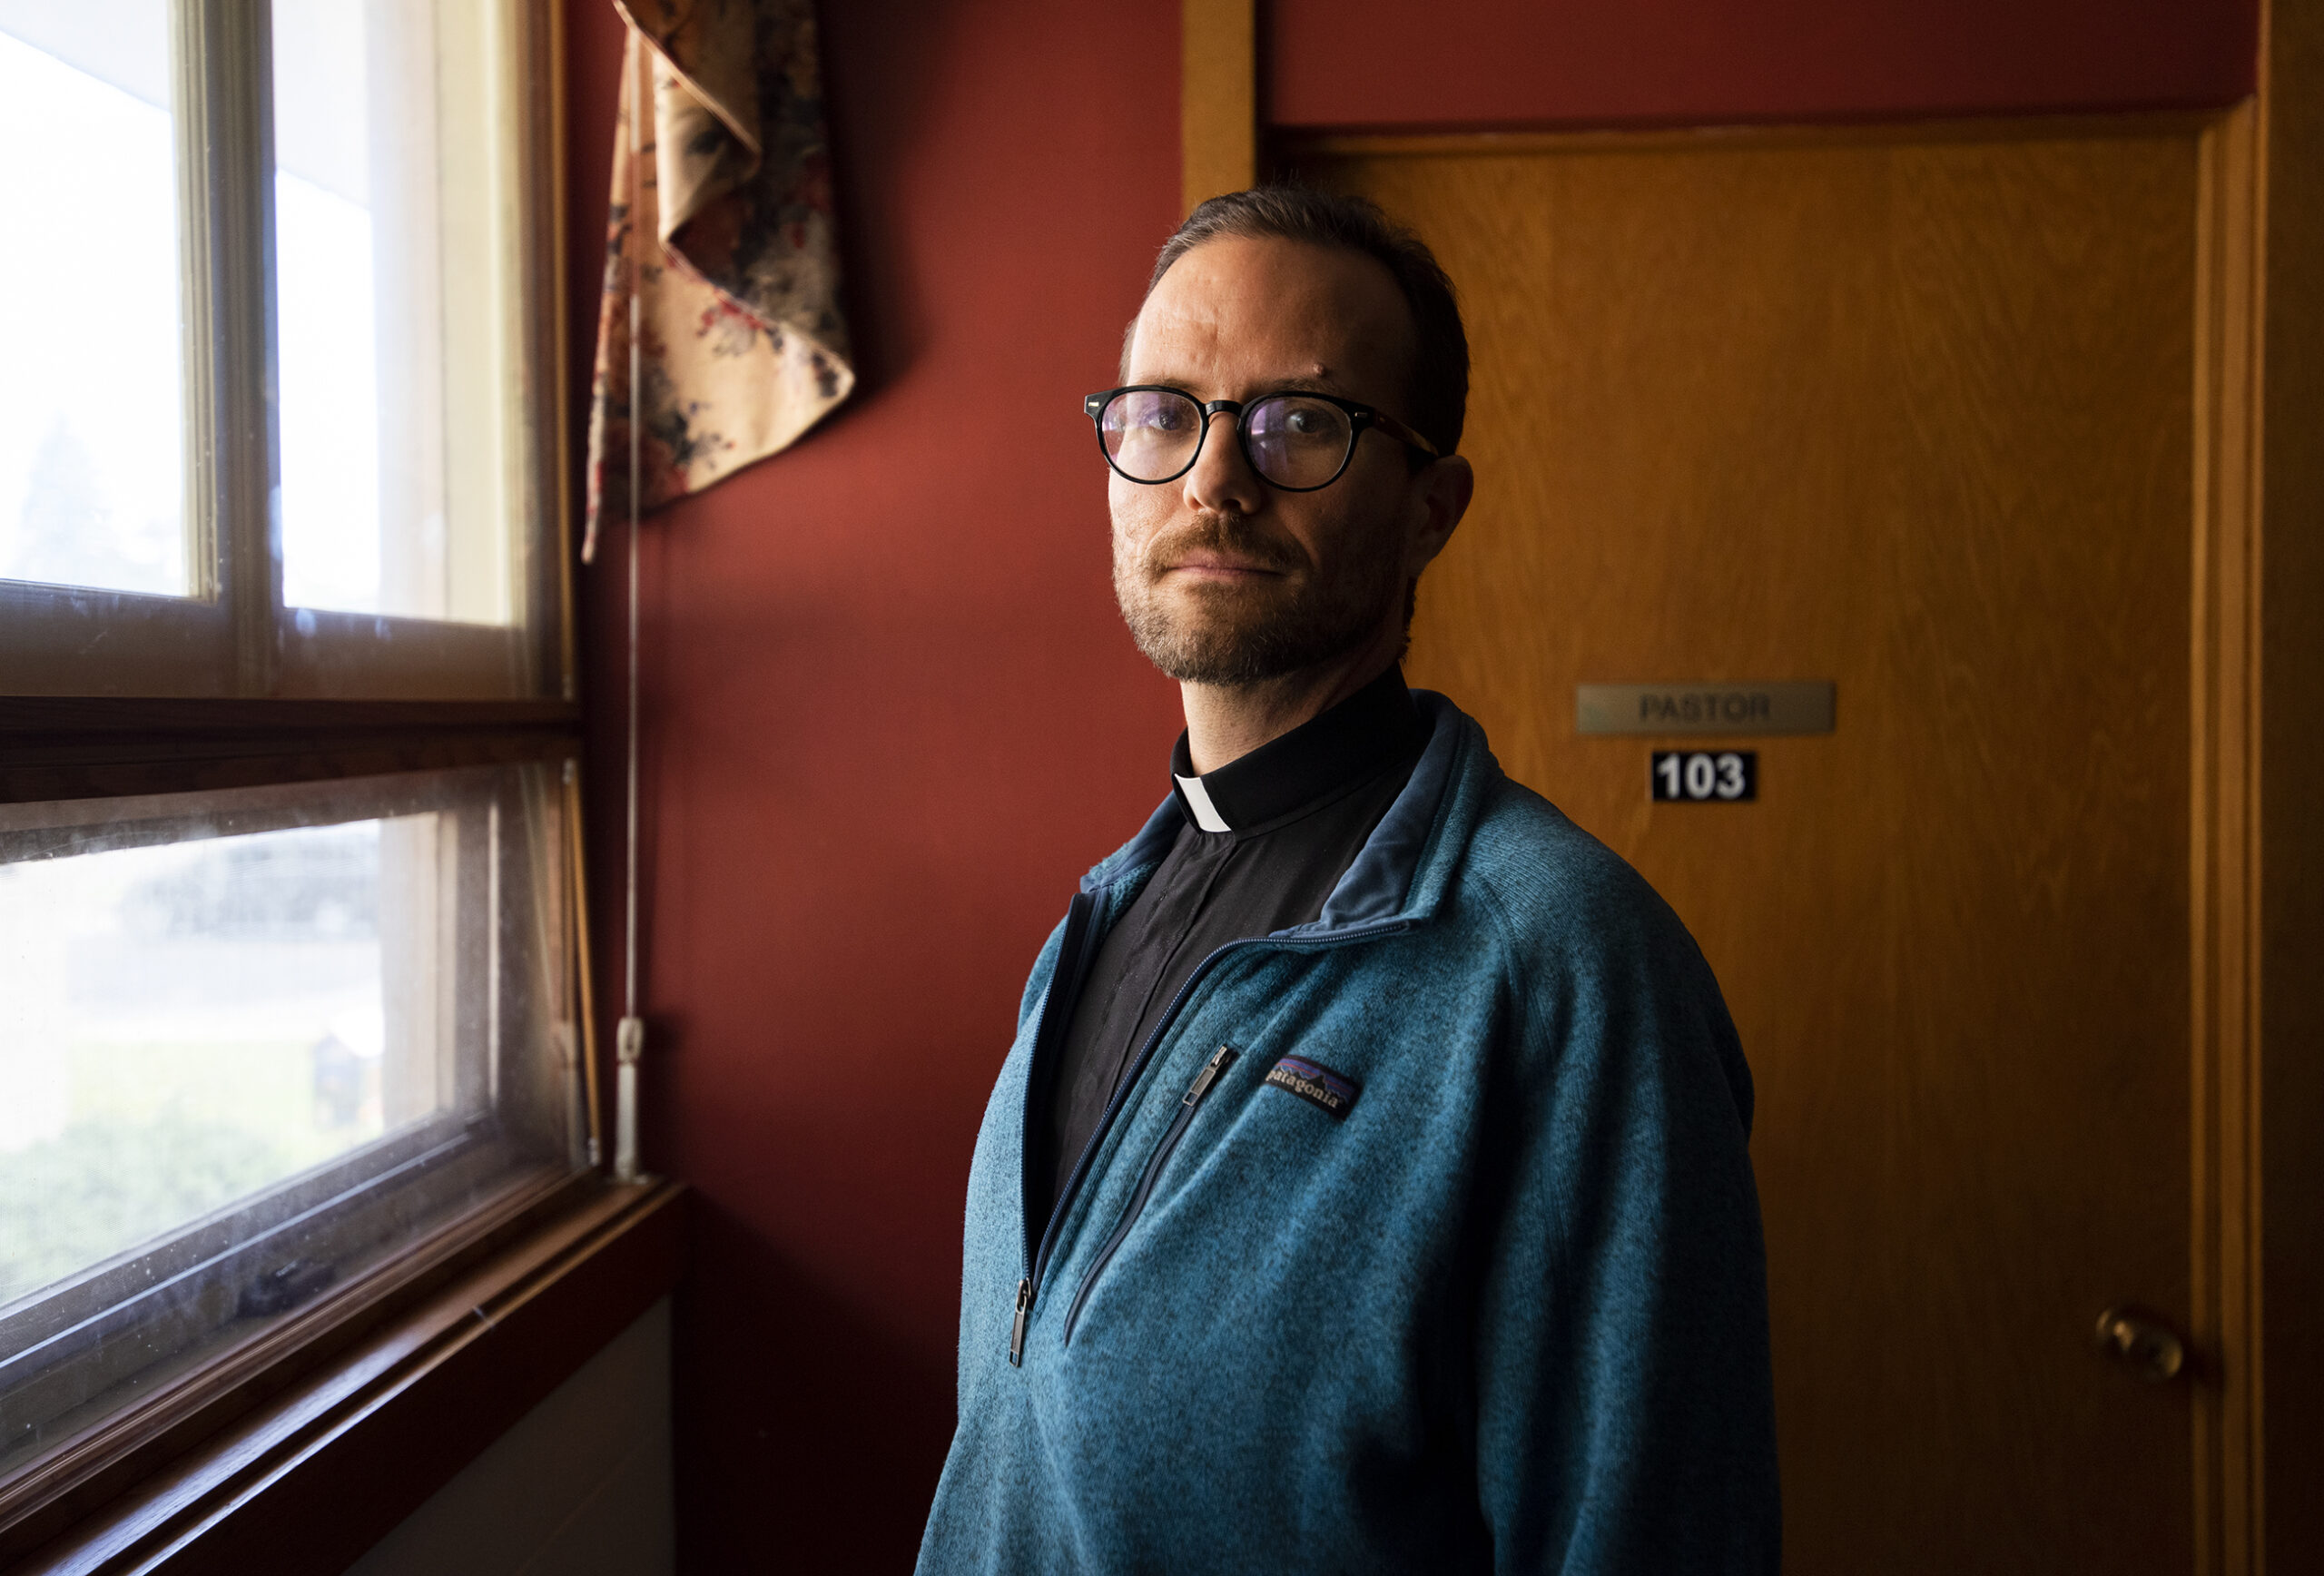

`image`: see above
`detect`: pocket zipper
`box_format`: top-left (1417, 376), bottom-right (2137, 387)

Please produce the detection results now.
top-left (1059, 1044), bottom-right (1237, 1347)
top-left (1012, 912), bottom-right (1410, 1367)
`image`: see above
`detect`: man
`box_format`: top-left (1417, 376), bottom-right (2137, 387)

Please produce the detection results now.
top-left (918, 188), bottom-right (1778, 1573)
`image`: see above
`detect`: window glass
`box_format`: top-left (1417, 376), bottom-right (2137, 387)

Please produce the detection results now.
top-left (0, 0), bottom-right (573, 1501)
top-left (0, 765), bottom-right (584, 1473)
top-left (272, 0), bottom-right (522, 627)
top-left (0, 0), bottom-right (188, 600)
top-left (0, 822), bottom-right (398, 1304)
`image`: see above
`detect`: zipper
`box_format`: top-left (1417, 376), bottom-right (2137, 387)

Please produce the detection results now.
top-left (1009, 1277), bottom-right (1034, 1364)
top-left (1013, 891), bottom-right (1100, 1367)
top-left (1010, 913), bottom-right (1414, 1366)
top-left (1060, 1045), bottom-right (1236, 1346)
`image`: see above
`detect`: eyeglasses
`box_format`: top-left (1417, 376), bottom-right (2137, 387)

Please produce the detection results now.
top-left (1083, 386), bottom-right (1442, 492)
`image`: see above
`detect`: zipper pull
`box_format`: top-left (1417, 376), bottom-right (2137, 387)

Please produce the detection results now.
top-left (1184, 1044), bottom-right (1236, 1107)
top-left (1009, 1276), bottom-right (1033, 1366)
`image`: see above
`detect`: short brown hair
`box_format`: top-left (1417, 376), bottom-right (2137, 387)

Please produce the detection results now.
top-left (1145, 186), bottom-right (1470, 457)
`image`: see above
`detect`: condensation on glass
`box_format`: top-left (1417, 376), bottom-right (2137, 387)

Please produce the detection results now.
top-left (271, 0), bottom-right (528, 628)
top-left (0, 0), bottom-right (190, 600)
top-left (0, 765), bottom-right (585, 1471)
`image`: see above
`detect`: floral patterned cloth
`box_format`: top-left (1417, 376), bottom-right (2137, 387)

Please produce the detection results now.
top-left (583, 0), bottom-right (852, 560)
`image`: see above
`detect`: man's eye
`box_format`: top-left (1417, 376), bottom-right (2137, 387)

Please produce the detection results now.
top-left (1125, 399), bottom-right (1189, 431)
top-left (1277, 404), bottom-right (1338, 438)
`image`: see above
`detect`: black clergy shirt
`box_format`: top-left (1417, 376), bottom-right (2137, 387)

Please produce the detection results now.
top-left (1036, 664), bottom-right (1428, 1228)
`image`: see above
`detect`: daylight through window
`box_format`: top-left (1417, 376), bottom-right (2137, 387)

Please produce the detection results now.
top-left (0, 0), bottom-right (580, 1511)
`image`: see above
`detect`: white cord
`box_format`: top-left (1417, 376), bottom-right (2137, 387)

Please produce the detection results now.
top-left (624, 288), bottom-right (641, 1025)
top-left (614, 41), bottom-right (647, 1186)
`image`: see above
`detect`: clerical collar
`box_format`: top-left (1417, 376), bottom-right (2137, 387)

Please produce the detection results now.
top-left (1168, 665), bottom-right (1424, 834)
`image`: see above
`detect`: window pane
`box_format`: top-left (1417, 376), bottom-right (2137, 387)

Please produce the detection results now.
top-left (272, 0), bottom-right (521, 627)
top-left (0, 765), bottom-right (583, 1471)
top-left (0, 822), bottom-right (395, 1302)
top-left (0, 2), bottom-right (188, 599)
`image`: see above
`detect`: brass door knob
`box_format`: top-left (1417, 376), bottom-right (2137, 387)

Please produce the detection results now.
top-left (2095, 1305), bottom-right (2187, 1384)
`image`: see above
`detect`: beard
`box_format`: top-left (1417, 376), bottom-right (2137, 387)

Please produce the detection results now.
top-left (1114, 510), bottom-right (1404, 685)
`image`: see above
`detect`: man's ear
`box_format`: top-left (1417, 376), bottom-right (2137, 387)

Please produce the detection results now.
top-left (1406, 455), bottom-right (1474, 576)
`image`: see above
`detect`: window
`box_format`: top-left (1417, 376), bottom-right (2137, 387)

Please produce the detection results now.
top-left (0, 0), bottom-right (584, 1519)
top-left (0, 0), bottom-right (563, 699)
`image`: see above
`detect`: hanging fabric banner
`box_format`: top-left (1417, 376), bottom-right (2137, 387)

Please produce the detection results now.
top-left (584, 0), bottom-right (853, 560)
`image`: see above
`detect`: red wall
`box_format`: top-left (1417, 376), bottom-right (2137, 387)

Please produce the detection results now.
top-left (566, 3), bottom-right (2260, 1571)
top-left (564, 3), bottom-right (1183, 1568)
top-left (1268, 0), bottom-right (2258, 131)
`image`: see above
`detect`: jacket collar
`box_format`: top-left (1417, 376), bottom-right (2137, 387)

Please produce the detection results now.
top-left (1080, 690), bottom-right (1492, 935)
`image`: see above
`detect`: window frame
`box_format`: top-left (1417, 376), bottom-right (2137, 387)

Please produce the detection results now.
top-left (0, 1177), bottom-right (680, 1575)
top-left (0, 0), bottom-right (575, 703)
top-left (0, 0), bottom-right (604, 1553)
top-left (0, 763), bottom-right (584, 1436)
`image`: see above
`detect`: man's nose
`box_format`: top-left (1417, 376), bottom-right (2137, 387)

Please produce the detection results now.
top-left (1182, 409), bottom-right (1265, 517)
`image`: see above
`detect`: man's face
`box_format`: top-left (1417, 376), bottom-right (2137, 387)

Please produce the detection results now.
top-left (1110, 236), bottom-right (1459, 686)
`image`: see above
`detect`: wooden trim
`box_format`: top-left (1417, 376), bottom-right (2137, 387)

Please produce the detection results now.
top-left (0, 698), bottom-right (581, 806)
top-left (547, 0), bottom-right (579, 704)
top-left (0, 590), bottom-right (232, 702)
top-left (1272, 111), bottom-right (2224, 165)
top-left (498, 0), bottom-right (574, 705)
top-left (0, 737), bottom-right (576, 809)
top-left (164, 1), bottom-right (218, 610)
top-left (0, 698), bottom-right (580, 735)
top-left (1181, 0), bottom-right (1256, 212)
top-left (176, 0), bottom-right (284, 697)
top-left (270, 616), bottom-right (547, 704)
top-left (0, 1167), bottom-right (584, 1564)
top-left (2255, 0), bottom-right (2324, 1565)
top-left (566, 764), bottom-right (606, 1168)
top-left (2191, 94), bottom-right (2268, 1576)
top-left (1, 1180), bottom-right (683, 1576)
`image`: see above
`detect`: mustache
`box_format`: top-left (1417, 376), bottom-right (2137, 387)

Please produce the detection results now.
top-left (1137, 512), bottom-right (1301, 575)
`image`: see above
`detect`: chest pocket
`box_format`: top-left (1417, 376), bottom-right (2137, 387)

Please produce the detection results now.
top-left (1062, 1044), bottom-right (1237, 1345)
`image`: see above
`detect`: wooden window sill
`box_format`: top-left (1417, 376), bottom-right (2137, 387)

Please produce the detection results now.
top-left (1, 1178), bottom-right (684, 1576)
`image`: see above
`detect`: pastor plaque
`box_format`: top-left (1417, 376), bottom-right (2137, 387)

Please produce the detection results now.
top-left (1577, 681), bottom-right (1836, 736)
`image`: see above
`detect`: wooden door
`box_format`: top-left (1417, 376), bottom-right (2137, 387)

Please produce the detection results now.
top-left (1305, 126), bottom-right (2214, 1573)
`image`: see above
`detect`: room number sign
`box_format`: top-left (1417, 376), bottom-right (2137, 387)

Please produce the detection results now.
top-left (1652, 750), bottom-right (1757, 802)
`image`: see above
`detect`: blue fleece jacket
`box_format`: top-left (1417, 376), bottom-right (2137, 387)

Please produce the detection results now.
top-left (918, 694), bottom-right (1779, 1574)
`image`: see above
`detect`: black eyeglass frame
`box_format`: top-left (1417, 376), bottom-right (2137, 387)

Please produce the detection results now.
top-left (1082, 385), bottom-right (1443, 492)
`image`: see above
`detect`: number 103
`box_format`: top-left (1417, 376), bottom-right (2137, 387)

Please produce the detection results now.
top-left (1651, 750), bottom-right (1758, 802)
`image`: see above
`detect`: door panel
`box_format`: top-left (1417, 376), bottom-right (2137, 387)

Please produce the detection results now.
top-left (1310, 131), bottom-right (2198, 1573)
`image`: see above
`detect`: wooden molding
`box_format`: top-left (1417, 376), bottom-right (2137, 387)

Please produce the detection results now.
top-left (1273, 111), bottom-right (2224, 164)
top-left (2254, 0), bottom-right (2324, 1565)
top-left (1181, 0), bottom-right (1256, 212)
top-left (3, 1180), bottom-right (684, 1576)
top-left (2191, 94), bottom-right (2267, 1576)
top-left (547, 0), bottom-right (579, 705)
top-left (0, 697), bottom-right (581, 806)
top-left (0, 698), bottom-right (579, 734)
top-left (0, 1167), bottom-right (581, 1567)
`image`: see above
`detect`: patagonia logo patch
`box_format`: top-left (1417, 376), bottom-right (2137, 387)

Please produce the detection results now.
top-left (1264, 1055), bottom-right (1361, 1121)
